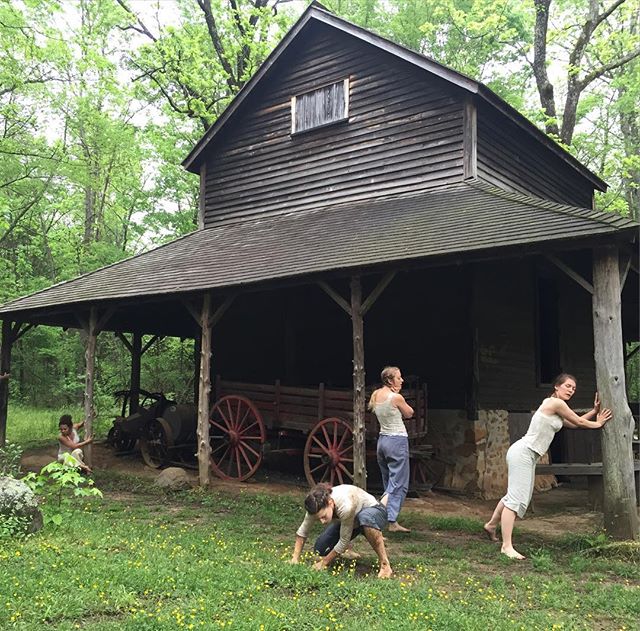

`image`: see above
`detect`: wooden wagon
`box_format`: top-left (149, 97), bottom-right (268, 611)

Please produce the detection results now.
top-left (208, 376), bottom-right (432, 487)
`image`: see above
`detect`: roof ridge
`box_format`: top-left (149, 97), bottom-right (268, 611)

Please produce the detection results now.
top-left (0, 229), bottom-right (201, 312)
top-left (469, 181), bottom-right (637, 228)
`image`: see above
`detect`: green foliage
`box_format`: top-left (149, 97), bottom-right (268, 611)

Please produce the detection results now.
top-left (0, 482), bottom-right (638, 629)
top-left (23, 459), bottom-right (102, 527)
top-left (0, 441), bottom-right (23, 477)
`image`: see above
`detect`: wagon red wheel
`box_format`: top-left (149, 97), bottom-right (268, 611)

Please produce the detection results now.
top-left (304, 417), bottom-right (354, 486)
top-left (209, 395), bottom-right (266, 481)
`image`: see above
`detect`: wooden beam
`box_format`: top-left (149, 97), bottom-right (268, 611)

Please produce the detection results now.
top-left (0, 320), bottom-right (13, 447)
top-left (463, 96), bottom-right (477, 180)
top-left (141, 335), bottom-right (161, 355)
top-left (183, 299), bottom-right (201, 326)
top-left (130, 332), bottom-right (142, 414)
top-left (361, 272), bottom-right (396, 316)
top-left (12, 322), bottom-right (36, 343)
top-left (196, 294), bottom-right (213, 487)
top-left (546, 254), bottom-right (594, 294)
top-left (318, 280), bottom-right (352, 316)
top-left (350, 275), bottom-right (367, 490)
top-left (592, 246), bottom-right (639, 539)
top-left (466, 267), bottom-right (479, 421)
top-left (625, 343), bottom-right (640, 363)
top-left (96, 307), bottom-right (115, 333)
top-left (619, 250), bottom-right (631, 291)
top-left (83, 307), bottom-right (98, 467)
top-left (210, 294), bottom-right (236, 328)
top-left (114, 331), bottom-right (133, 353)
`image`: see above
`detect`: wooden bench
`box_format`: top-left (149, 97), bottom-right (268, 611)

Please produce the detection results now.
top-left (536, 461), bottom-right (640, 509)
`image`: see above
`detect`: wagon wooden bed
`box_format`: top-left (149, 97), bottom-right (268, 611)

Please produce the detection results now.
top-left (208, 376), bottom-right (432, 487)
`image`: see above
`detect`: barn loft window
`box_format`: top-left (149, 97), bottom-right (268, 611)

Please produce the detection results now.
top-left (536, 275), bottom-right (561, 385)
top-left (291, 79), bottom-right (349, 134)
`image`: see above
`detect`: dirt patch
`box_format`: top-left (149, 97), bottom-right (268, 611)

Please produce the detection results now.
top-left (21, 442), bottom-right (603, 539)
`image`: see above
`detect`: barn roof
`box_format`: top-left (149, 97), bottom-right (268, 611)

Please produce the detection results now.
top-left (0, 181), bottom-right (635, 320)
top-left (182, 2), bottom-right (607, 192)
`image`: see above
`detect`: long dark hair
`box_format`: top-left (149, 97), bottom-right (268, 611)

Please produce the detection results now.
top-left (304, 483), bottom-right (332, 514)
top-left (549, 373), bottom-right (577, 397)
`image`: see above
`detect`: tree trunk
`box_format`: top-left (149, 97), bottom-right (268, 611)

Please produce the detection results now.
top-left (592, 246), bottom-right (639, 540)
top-left (83, 308), bottom-right (98, 467)
top-left (197, 295), bottom-right (212, 487)
top-left (0, 319), bottom-right (13, 448)
top-left (350, 275), bottom-right (367, 490)
top-left (532, 0), bottom-right (559, 138)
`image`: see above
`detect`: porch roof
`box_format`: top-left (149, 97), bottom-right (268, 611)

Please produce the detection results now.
top-left (0, 181), bottom-right (636, 319)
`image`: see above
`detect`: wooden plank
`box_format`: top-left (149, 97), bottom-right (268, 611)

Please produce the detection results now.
top-left (198, 161), bottom-right (206, 230)
top-left (361, 272), bottom-right (396, 316)
top-left (130, 332), bottom-right (142, 414)
top-left (197, 294), bottom-right (212, 487)
top-left (592, 246), bottom-right (639, 538)
top-left (351, 275), bottom-right (367, 489)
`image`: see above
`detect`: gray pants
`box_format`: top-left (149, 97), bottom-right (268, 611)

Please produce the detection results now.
top-left (501, 439), bottom-right (540, 518)
top-left (377, 434), bottom-right (410, 523)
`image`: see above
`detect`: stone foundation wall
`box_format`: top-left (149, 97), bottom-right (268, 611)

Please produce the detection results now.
top-left (428, 409), bottom-right (557, 499)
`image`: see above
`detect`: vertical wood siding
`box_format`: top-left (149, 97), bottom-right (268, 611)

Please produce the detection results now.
top-left (476, 102), bottom-right (594, 208)
top-left (203, 24), bottom-right (466, 226)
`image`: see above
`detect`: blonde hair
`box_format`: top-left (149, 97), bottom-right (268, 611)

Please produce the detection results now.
top-left (368, 366), bottom-right (400, 410)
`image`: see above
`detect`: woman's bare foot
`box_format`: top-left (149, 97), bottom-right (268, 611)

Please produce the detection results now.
top-left (501, 546), bottom-right (525, 560)
top-left (378, 563), bottom-right (393, 578)
top-left (388, 522), bottom-right (411, 533)
top-left (483, 523), bottom-right (499, 542)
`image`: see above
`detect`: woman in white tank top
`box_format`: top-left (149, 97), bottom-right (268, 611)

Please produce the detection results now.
top-left (368, 366), bottom-right (414, 532)
top-left (484, 373), bottom-right (612, 560)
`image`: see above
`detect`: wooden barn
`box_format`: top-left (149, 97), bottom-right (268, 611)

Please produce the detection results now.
top-left (1, 4), bottom-right (638, 519)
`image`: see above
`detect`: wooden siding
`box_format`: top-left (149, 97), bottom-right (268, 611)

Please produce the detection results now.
top-left (476, 258), bottom-right (596, 411)
top-left (202, 24), bottom-right (466, 226)
top-left (476, 102), bottom-right (594, 208)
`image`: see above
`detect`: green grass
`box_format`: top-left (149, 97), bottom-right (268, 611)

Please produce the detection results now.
top-left (6, 405), bottom-right (113, 447)
top-left (1, 470), bottom-right (638, 630)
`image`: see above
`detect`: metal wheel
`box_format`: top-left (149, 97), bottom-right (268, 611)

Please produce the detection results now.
top-left (107, 424), bottom-right (136, 452)
top-left (209, 395), bottom-right (266, 481)
top-left (304, 417), bottom-right (354, 486)
top-left (140, 417), bottom-right (173, 468)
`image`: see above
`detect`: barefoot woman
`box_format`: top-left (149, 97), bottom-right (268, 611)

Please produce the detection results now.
top-left (484, 373), bottom-right (611, 559)
top-left (290, 483), bottom-right (393, 578)
top-left (369, 366), bottom-right (414, 532)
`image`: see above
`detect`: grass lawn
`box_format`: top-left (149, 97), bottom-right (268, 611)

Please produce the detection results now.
top-left (1, 469), bottom-right (638, 630)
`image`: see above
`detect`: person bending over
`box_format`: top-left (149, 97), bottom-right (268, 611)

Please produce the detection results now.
top-left (484, 373), bottom-right (611, 560)
top-left (290, 483), bottom-right (392, 578)
top-left (58, 414), bottom-right (93, 474)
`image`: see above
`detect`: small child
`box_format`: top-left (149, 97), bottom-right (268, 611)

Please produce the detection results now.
top-left (58, 415), bottom-right (93, 474)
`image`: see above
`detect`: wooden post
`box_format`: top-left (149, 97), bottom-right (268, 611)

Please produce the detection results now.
top-left (0, 319), bottom-right (13, 447)
top-left (197, 294), bottom-right (213, 487)
top-left (83, 308), bottom-right (98, 467)
top-left (592, 246), bottom-right (639, 540)
top-left (350, 275), bottom-right (367, 490)
top-left (130, 332), bottom-right (142, 413)
top-left (466, 266), bottom-right (479, 421)
top-left (193, 336), bottom-right (202, 406)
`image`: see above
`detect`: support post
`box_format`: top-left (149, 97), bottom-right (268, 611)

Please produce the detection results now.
top-left (466, 267), bottom-right (479, 421)
top-left (592, 246), bottom-right (639, 539)
top-left (83, 308), bottom-right (98, 467)
top-left (350, 275), bottom-right (367, 489)
top-left (130, 332), bottom-right (142, 413)
top-left (197, 294), bottom-right (213, 487)
top-left (0, 320), bottom-right (13, 447)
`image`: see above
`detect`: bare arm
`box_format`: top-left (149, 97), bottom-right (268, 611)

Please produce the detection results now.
top-left (392, 393), bottom-right (414, 419)
top-left (74, 420), bottom-right (85, 430)
top-left (290, 535), bottom-right (306, 563)
top-left (59, 434), bottom-right (93, 449)
top-left (544, 398), bottom-right (611, 429)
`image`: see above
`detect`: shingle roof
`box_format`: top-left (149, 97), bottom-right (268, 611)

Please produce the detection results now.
top-left (0, 182), bottom-right (636, 315)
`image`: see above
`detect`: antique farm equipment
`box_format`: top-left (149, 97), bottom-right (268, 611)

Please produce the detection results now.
top-left (106, 390), bottom-right (174, 453)
top-left (209, 376), bottom-right (430, 486)
top-left (107, 390), bottom-right (198, 469)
